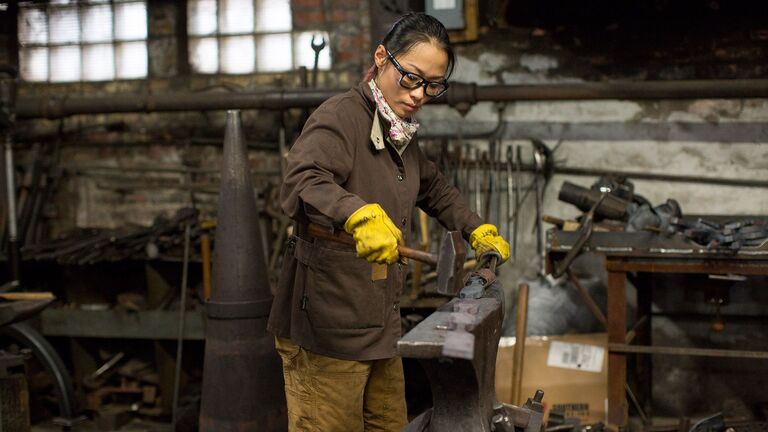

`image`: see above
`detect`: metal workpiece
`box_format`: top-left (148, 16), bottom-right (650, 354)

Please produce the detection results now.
top-left (15, 79), bottom-right (768, 119)
top-left (400, 278), bottom-right (509, 432)
top-left (199, 110), bottom-right (287, 431)
top-left (558, 181), bottom-right (632, 221)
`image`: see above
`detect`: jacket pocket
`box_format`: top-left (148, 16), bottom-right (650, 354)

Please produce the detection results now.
top-left (305, 242), bottom-right (386, 330)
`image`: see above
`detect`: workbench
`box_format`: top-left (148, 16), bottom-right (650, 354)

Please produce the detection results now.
top-left (547, 228), bottom-right (768, 427)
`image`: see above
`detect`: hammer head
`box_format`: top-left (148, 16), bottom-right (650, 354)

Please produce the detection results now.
top-left (436, 231), bottom-right (467, 296)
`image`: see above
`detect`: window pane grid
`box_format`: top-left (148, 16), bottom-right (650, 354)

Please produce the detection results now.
top-left (18, 1), bottom-right (148, 83)
top-left (189, 0), bottom-right (329, 75)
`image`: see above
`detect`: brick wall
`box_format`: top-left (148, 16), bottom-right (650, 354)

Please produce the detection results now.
top-left (293, 0), bottom-right (371, 77)
top-left (3, 1), bottom-right (375, 233)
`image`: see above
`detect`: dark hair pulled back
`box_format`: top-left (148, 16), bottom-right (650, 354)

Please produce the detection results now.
top-left (364, 12), bottom-right (455, 82)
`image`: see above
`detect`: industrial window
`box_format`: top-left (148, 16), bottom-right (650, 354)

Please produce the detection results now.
top-left (187, 0), bottom-right (331, 74)
top-left (17, 0), bottom-right (149, 83)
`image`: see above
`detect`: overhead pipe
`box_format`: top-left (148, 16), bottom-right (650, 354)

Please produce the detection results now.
top-left (15, 79), bottom-right (768, 119)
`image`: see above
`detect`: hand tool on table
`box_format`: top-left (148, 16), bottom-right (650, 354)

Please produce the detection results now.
top-left (551, 193), bottom-right (606, 278)
top-left (310, 35), bottom-right (326, 88)
top-left (307, 222), bottom-right (467, 296)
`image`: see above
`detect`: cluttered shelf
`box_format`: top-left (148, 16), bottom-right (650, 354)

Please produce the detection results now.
top-left (37, 307), bottom-right (206, 340)
top-left (544, 178), bottom-right (768, 427)
top-left (33, 293), bottom-right (447, 339)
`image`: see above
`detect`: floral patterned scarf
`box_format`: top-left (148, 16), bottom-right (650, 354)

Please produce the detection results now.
top-left (368, 79), bottom-right (419, 149)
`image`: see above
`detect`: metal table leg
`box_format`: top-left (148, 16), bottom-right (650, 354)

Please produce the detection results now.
top-left (607, 269), bottom-right (628, 426)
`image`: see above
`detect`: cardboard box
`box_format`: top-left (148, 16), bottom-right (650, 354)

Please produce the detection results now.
top-left (495, 333), bottom-right (607, 424)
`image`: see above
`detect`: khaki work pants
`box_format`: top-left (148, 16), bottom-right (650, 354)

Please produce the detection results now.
top-left (275, 337), bottom-right (408, 432)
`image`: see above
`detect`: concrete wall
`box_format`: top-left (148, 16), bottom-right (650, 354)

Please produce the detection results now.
top-left (429, 32), bottom-right (768, 418)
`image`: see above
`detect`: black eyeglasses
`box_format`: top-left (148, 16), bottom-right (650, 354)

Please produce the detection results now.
top-left (385, 49), bottom-right (449, 98)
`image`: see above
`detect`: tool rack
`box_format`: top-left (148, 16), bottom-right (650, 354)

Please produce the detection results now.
top-left (546, 227), bottom-right (768, 427)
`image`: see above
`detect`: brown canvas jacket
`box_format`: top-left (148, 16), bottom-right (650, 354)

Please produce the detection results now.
top-left (267, 81), bottom-right (482, 361)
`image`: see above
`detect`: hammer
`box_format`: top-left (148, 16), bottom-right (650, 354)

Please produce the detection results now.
top-left (307, 223), bottom-right (467, 296)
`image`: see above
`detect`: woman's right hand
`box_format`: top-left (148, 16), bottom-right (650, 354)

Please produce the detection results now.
top-left (343, 203), bottom-right (403, 264)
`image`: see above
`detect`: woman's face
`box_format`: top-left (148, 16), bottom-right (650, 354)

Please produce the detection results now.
top-left (373, 41), bottom-right (449, 119)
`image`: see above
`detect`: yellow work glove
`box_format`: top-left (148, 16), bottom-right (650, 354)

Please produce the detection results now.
top-left (344, 203), bottom-right (404, 264)
top-left (470, 224), bottom-right (510, 264)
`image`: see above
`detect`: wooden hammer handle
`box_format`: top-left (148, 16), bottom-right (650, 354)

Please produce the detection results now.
top-left (307, 223), bottom-right (437, 266)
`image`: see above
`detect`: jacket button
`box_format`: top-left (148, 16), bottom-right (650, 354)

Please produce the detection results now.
top-left (401, 217), bottom-right (407, 226)
top-left (397, 173), bottom-right (404, 181)
top-left (393, 303), bottom-right (399, 311)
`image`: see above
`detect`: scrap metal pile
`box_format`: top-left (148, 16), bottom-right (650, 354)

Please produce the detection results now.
top-left (668, 218), bottom-right (768, 251)
top-left (558, 177), bottom-right (768, 252)
top-left (21, 207), bottom-right (202, 264)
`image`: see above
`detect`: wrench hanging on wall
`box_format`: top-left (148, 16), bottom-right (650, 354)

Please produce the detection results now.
top-left (310, 35), bottom-right (327, 88)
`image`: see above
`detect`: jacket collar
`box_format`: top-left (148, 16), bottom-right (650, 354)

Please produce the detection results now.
top-left (359, 81), bottom-right (389, 151)
top-left (359, 80), bottom-right (416, 155)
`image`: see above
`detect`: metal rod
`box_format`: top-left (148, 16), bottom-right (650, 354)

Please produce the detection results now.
top-left (505, 145), bottom-right (513, 245)
top-left (474, 148), bottom-right (481, 217)
top-left (67, 147), bottom-right (766, 191)
top-left (16, 80), bottom-right (768, 119)
top-left (566, 269), bottom-right (607, 328)
top-left (609, 343), bottom-right (768, 359)
top-left (625, 383), bottom-right (648, 424)
top-left (650, 312), bottom-right (768, 323)
top-left (172, 222), bottom-right (191, 427)
top-left (4, 136), bottom-right (17, 238)
top-left (551, 165), bottom-right (768, 189)
top-left (200, 233), bottom-right (212, 301)
top-left (625, 315), bottom-right (650, 344)
top-left (533, 148), bottom-right (545, 274)
top-left (513, 145), bottom-right (521, 261)
top-left (4, 134), bottom-right (20, 285)
top-left (438, 157), bottom-right (768, 190)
